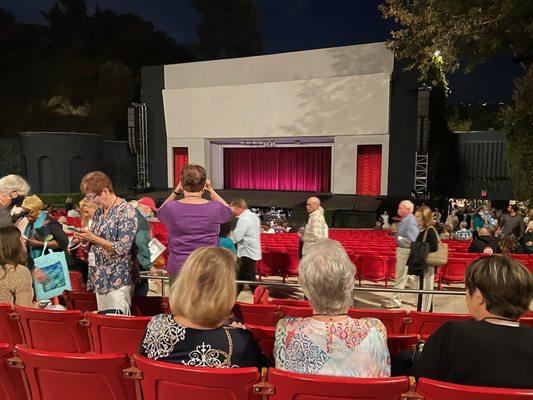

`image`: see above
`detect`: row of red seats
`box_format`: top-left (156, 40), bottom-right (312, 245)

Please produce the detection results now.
top-left (234, 302), bottom-right (533, 336)
top-left (3, 343), bottom-right (530, 400)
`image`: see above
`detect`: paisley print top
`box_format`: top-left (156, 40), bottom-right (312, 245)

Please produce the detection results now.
top-left (139, 314), bottom-right (268, 369)
top-left (274, 317), bottom-right (391, 377)
top-left (87, 200), bottom-right (137, 294)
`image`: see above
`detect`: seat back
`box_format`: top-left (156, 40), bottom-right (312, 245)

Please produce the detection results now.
top-left (131, 296), bottom-right (168, 316)
top-left (246, 324), bottom-right (275, 359)
top-left (267, 368), bottom-right (409, 400)
top-left (358, 255), bottom-right (388, 281)
top-left (386, 334), bottom-right (419, 357)
top-left (348, 308), bottom-right (409, 334)
top-left (133, 354), bottom-right (259, 400)
top-left (416, 378), bottom-right (533, 399)
top-left (0, 343), bottom-right (26, 400)
top-left (86, 313), bottom-right (151, 354)
top-left (519, 315), bottom-right (533, 328)
top-left (15, 345), bottom-right (135, 400)
top-left (68, 271), bottom-right (84, 292)
top-left (278, 305), bottom-right (314, 318)
top-left (16, 305), bottom-right (91, 353)
top-left (270, 299), bottom-right (310, 308)
top-left (66, 291), bottom-right (98, 312)
top-left (406, 311), bottom-right (472, 337)
top-left (0, 304), bottom-right (23, 345)
top-left (441, 258), bottom-right (470, 282)
top-left (253, 286), bottom-right (270, 305)
top-left (232, 302), bottom-right (279, 327)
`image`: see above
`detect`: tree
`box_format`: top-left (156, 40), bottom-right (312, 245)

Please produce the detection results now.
top-left (380, 0), bottom-right (533, 200)
top-left (192, 0), bottom-right (263, 60)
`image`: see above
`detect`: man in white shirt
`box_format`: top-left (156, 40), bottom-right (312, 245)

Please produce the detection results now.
top-left (302, 197), bottom-right (328, 256)
top-left (231, 199), bottom-right (262, 293)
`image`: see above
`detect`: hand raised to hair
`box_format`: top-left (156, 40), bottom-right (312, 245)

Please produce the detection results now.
top-left (204, 179), bottom-right (213, 192)
top-left (174, 182), bottom-right (183, 194)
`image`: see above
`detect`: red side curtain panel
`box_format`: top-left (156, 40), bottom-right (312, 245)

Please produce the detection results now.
top-left (356, 145), bottom-right (382, 195)
top-left (224, 147), bottom-right (331, 192)
top-left (173, 147), bottom-right (189, 188)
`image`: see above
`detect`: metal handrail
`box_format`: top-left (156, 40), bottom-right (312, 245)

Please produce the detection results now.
top-left (139, 272), bottom-right (466, 296)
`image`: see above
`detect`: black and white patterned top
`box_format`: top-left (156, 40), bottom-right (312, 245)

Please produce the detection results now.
top-left (139, 314), bottom-right (267, 369)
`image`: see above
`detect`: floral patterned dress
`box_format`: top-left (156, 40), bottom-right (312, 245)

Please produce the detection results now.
top-left (139, 314), bottom-right (267, 369)
top-left (87, 200), bottom-right (138, 294)
top-left (274, 316), bottom-right (391, 377)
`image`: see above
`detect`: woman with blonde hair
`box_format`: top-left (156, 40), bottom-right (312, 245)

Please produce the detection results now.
top-left (412, 206), bottom-right (439, 312)
top-left (140, 246), bottom-right (266, 368)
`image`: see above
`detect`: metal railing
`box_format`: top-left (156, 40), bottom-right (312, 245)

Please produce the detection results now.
top-left (139, 272), bottom-right (466, 297)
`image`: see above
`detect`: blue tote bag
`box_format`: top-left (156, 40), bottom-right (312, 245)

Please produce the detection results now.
top-left (32, 242), bottom-right (72, 300)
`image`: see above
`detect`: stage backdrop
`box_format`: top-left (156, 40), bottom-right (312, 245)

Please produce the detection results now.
top-left (224, 147), bottom-right (331, 192)
top-left (173, 147), bottom-right (189, 187)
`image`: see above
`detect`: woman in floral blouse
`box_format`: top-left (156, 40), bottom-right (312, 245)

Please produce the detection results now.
top-left (274, 239), bottom-right (391, 377)
top-left (75, 171), bottom-right (138, 314)
top-left (140, 246), bottom-right (267, 368)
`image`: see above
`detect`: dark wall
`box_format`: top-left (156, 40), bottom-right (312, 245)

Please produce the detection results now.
top-left (20, 132), bottom-right (103, 193)
top-left (451, 131), bottom-right (513, 200)
top-left (387, 62), bottom-right (419, 197)
top-left (141, 65), bottom-right (168, 189)
top-left (103, 141), bottom-right (137, 192)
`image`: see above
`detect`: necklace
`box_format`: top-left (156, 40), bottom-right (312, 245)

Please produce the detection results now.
top-left (312, 313), bottom-right (349, 322)
top-left (103, 196), bottom-right (118, 216)
top-left (481, 316), bottom-right (520, 327)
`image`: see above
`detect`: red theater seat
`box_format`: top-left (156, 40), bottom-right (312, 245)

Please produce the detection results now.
top-left (232, 302), bottom-right (279, 327)
top-left (68, 271), bottom-right (84, 291)
top-left (262, 368), bottom-right (410, 400)
top-left (65, 290), bottom-right (98, 312)
top-left (277, 305), bottom-right (314, 318)
top-left (438, 258), bottom-right (470, 289)
top-left (85, 313), bottom-right (151, 355)
top-left (357, 255), bottom-right (390, 287)
top-left (270, 298), bottom-right (310, 307)
top-left (406, 311), bottom-right (472, 338)
top-left (15, 306), bottom-right (91, 353)
top-left (0, 343), bottom-right (26, 400)
top-left (14, 345), bottom-right (135, 400)
top-left (131, 295), bottom-right (168, 316)
top-left (0, 304), bottom-right (24, 345)
top-left (132, 354), bottom-right (260, 400)
top-left (245, 324), bottom-right (276, 359)
top-left (387, 334), bottom-right (419, 357)
top-left (348, 308), bottom-right (409, 334)
top-left (253, 285), bottom-right (270, 305)
top-left (416, 378), bottom-right (533, 399)
top-left (519, 315), bottom-right (533, 328)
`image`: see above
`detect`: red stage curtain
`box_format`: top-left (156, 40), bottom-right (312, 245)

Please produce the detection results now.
top-left (224, 147), bottom-right (331, 192)
top-left (173, 147), bottom-right (188, 187)
top-left (356, 145), bottom-right (382, 195)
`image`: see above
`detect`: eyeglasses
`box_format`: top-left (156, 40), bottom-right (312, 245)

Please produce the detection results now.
top-left (84, 193), bottom-right (100, 202)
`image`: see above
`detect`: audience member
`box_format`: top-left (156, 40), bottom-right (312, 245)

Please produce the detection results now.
top-left (381, 210), bottom-right (390, 229)
top-left (158, 165), bottom-right (232, 284)
top-left (140, 246), bottom-right (266, 368)
top-left (0, 226), bottom-right (33, 307)
top-left (454, 221), bottom-right (473, 241)
top-left (438, 224), bottom-right (451, 240)
top-left (22, 195), bottom-right (70, 259)
top-left (301, 197), bottom-right (328, 256)
top-left (382, 200), bottom-right (420, 309)
top-left (75, 171), bottom-right (138, 314)
top-left (472, 207), bottom-right (485, 238)
top-left (218, 222), bottom-right (237, 254)
top-left (517, 221), bottom-right (533, 254)
top-left (137, 196), bottom-right (159, 222)
top-left (411, 206), bottom-right (439, 312)
top-left (445, 210), bottom-right (458, 231)
top-left (412, 256), bottom-right (533, 388)
top-left (231, 199), bottom-right (262, 292)
top-left (501, 204), bottom-right (525, 238)
top-left (131, 204), bottom-right (157, 296)
top-left (468, 227), bottom-right (501, 254)
top-left (0, 174), bottom-right (30, 228)
top-left (274, 239), bottom-right (390, 377)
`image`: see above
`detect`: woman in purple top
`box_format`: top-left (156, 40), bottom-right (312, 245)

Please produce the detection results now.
top-left (158, 165), bottom-right (233, 282)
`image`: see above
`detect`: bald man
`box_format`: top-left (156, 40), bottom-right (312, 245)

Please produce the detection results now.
top-left (468, 227), bottom-right (501, 254)
top-left (301, 197), bottom-right (328, 256)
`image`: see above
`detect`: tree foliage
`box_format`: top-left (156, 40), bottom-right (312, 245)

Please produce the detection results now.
top-left (380, 0), bottom-right (533, 200)
top-left (0, 1), bottom-right (195, 140)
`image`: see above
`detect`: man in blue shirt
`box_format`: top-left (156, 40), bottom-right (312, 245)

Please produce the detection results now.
top-left (231, 199), bottom-right (262, 294)
top-left (382, 200), bottom-right (420, 309)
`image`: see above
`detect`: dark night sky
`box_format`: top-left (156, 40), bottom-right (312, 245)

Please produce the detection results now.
top-left (1, 0), bottom-right (523, 104)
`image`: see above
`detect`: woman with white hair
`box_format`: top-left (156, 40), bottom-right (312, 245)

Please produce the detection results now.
top-left (0, 174), bottom-right (30, 228)
top-left (273, 239), bottom-right (390, 377)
